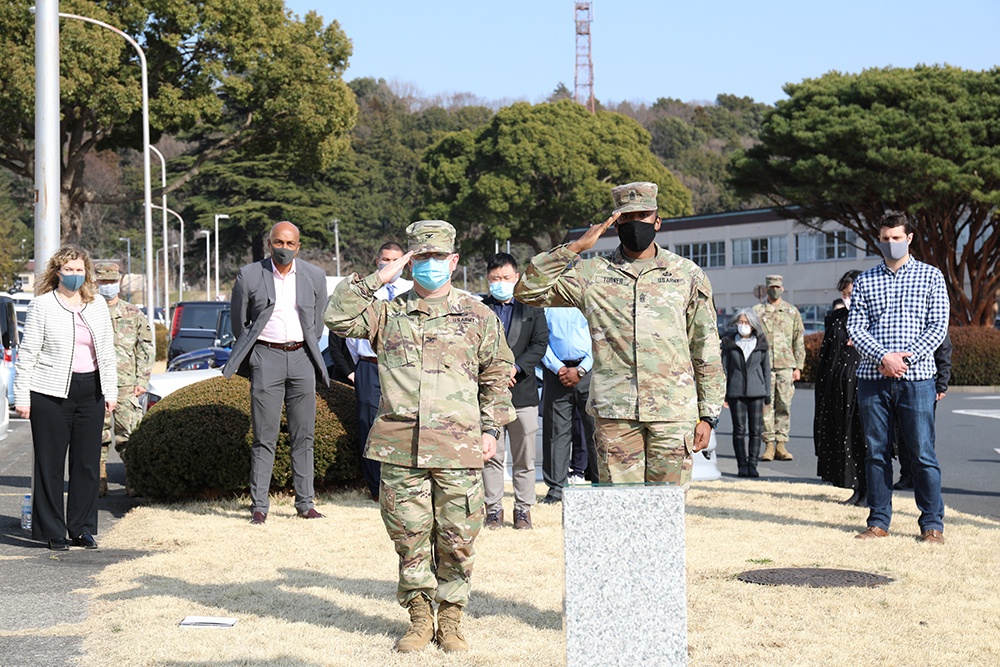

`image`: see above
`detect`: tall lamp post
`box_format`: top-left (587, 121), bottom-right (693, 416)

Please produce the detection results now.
top-left (152, 204), bottom-right (185, 302)
top-left (150, 146), bottom-right (170, 327)
top-left (331, 218), bottom-right (341, 276)
top-left (154, 244), bottom-right (178, 319)
top-left (35, 8), bottom-right (156, 347)
top-left (117, 236), bottom-right (132, 300)
top-left (197, 230), bottom-right (211, 300)
top-left (214, 214), bottom-right (229, 300)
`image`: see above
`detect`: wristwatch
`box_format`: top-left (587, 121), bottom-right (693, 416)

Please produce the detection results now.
top-left (699, 416), bottom-right (719, 429)
top-left (483, 428), bottom-right (501, 439)
top-left (576, 367), bottom-right (587, 376)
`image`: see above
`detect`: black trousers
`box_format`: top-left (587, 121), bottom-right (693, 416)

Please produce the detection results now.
top-left (542, 368), bottom-right (597, 498)
top-left (354, 359), bottom-right (382, 499)
top-left (731, 397), bottom-right (764, 472)
top-left (30, 372), bottom-right (105, 541)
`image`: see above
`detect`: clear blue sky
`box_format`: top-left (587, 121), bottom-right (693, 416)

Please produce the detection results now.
top-left (286, 0), bottom-right (999, 106)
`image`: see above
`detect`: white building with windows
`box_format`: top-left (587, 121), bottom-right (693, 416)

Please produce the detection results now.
top-left (567, 207), bottom-right (882, 331)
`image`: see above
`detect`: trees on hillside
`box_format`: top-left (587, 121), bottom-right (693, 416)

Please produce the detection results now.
top-left (417, 100), bottom-right (692, 258)
top-left (0, 0), bottom-right (356, 240)
top-left (730, 65), bottom-right (1000, 325)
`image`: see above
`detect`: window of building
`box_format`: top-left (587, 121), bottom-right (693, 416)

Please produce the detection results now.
top-left (674, 241), bottom-right (725, 268)
top-left (795, 230), bottom-right (858, 262)
top-left (732, 236), bottom-right (787, 266)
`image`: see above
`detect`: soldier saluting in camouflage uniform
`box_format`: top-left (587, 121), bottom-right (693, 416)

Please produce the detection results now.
top-left (515, 182), bottom-right (725, 489)
top-left (95, 261), bottom-right (153, 496)
top-left (325, 220), bottom-right (515, 654)
top-left (752, 275), bottom-right (804, 461)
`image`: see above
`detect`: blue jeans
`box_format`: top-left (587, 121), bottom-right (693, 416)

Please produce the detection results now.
top-left (857, 378), bottom-right (943, 533)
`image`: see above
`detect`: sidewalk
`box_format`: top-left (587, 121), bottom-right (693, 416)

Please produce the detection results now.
top-left (0, 419), bottom-right (142, 667)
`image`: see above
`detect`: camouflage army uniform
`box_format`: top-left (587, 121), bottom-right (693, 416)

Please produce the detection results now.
top-left (324, 221), bottom-right (515, 609)
top-left (753, 279), bottom-right (805, 458)
top-left (514, 184), bottom-right (725, 489)
top-left (99, 287), bottom-right (154, 492)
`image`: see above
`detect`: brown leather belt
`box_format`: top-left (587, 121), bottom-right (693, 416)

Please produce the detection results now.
top-left (359, 356), bottom-right (378, 363)
top-left (256, 340), bottom-right (305, 351)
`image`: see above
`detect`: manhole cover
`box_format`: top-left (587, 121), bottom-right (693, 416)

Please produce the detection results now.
top-left (738, 567), bottom-right (892, 588)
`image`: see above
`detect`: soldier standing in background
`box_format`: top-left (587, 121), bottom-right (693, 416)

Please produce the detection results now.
top-left (325, 220), bottom-right (514, 654)
top-left (514, 182), bottom-right (725, 489)
top-left (753, 275), bottom-right (805, 461)
top-left (95, 261), bottom-right (153, 496)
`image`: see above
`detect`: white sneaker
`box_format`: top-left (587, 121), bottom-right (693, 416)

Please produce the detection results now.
top-left (568, 474), bottom-right (587, 486)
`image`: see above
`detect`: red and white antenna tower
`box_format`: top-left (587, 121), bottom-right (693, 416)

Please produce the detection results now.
top-left (574, 2), bottom-right (595, 113)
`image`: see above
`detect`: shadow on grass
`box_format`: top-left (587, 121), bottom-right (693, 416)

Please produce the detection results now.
top-left (152, 659), bottom-right (323, 667)
top-left (94, 568), bottom-right (561, 635)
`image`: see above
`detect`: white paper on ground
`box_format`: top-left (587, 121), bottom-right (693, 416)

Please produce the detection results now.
top-left (179, 616), bottom-right (238, 627)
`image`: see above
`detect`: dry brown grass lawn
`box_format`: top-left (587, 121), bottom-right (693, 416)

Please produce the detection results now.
top-left (67, 480), bottom-right (1000, 666)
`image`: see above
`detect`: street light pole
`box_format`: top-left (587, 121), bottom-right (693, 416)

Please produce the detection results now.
top-left (198, 230), bottom-right (211, 300)
top-left (150, 145), bottom-right (170, 327)
top-left (117, 236), bottom-right (131, 300)
top-left (332, 218), bottom-right (341, 276)
top-left (152, 204), bottom-right (185, 302)
top-left (47, 10), bottom-right (155, 350)
top-left (33, 0), bottom-right (61, 278)
top-left (214, 214), bottom-right (229, 300)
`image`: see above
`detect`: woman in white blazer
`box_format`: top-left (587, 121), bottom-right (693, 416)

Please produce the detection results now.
top-left (14, 245), bottom-right (117, 550)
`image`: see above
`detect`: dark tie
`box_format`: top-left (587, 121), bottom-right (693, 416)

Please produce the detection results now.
top-left (386, 284), bottom-right (395, 301)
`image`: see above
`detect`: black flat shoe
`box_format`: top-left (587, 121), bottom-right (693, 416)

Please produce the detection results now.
top-left (71, 533), bottom-right (98, 549)
top-left (48, 538), bottom-right (70, 551)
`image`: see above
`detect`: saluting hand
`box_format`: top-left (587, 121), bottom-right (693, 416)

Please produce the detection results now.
top-left (567, 211), bottom-right (620, 255)
top-left (376, 251), bottom-right (412, 285)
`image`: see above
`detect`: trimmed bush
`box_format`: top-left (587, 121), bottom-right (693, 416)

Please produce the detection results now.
top-left (123, 376), bottom-right (360, 499)
top-left (800, 332), bottom-right (823, 384)
top-left (948, 326), bottom-right (1000, 386)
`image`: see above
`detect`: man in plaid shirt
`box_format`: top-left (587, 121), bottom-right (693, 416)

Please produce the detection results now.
top-left (847, 211), bottom-right (949, 544)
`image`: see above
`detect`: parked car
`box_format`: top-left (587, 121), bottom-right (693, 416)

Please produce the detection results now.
top-left (167, 301), bottom-right (231, 362)
top-left (167, 346), bottom-right (231, 372)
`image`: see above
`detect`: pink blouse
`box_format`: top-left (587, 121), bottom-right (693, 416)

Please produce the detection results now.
top-left (72, 310), bottom-right (98, 373)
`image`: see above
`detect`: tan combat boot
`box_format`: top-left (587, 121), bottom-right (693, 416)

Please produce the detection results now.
top-left (435, 601), bottom-right (469, 653)
top-left (774, 442), bottom-right (794, 461)
top-left (396, 595), bottom-right (434, 653)
top-left (761, 441), bottom-right (775, 462)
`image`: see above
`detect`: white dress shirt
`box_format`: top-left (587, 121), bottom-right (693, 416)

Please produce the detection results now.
top-left (258, 259), bottom-right (306, 344)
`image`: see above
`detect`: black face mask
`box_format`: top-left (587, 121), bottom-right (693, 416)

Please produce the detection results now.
top-left (616, 219), bottom-right (657, 253)
top-left (271, 246), bottom-right (296, 266)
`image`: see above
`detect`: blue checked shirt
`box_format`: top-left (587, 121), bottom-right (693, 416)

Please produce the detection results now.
top-left (847, 257), bottom-right (949, 381)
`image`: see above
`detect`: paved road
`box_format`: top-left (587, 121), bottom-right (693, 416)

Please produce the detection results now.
top-left (714, 386), bottom-right (1000, 522)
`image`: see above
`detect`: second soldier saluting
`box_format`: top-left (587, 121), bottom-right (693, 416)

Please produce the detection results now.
top-left (325, 220), bottom-right (515, 654)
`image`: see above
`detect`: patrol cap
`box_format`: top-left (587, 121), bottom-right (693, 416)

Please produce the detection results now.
top-left (95, 261), bottom-right (122, 282)
top-left (406, 220), bottom-right (456, 254)
top-left (611, 181), bottom-right (658, 214)
top-left (766, 275), bottom-right (784, 287)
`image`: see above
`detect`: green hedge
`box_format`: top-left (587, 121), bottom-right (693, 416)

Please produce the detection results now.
top-left (123, 376), bottom-right (360, 499)
top-left (799, 326), bottom-right (1000, 386)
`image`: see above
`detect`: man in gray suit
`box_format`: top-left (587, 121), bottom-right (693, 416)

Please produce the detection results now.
top-left (223, 221), bottom-right (330, 525)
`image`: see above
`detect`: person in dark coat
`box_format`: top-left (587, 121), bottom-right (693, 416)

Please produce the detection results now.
top-left (721, 308), bottom-right (770, 478)
top-left (814, 271), bottom-right (866, 505)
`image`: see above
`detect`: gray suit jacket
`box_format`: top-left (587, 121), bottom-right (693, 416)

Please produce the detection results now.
top-left (222, 257), bottom-right (330, 386)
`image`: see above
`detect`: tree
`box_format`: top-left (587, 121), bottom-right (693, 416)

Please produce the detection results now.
top-left (730, 65), bottom-right (1000, 325)
top-left (417, 100), bottom-right (692, 257)
top-left (0, 0), bottom-right (356, 239)
top-left (0, 170), bottom-right (32, 290)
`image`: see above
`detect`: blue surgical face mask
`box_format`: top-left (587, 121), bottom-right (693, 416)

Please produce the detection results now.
top-left (489, 281), bottom-right (515, 302)
top-left (411, 257), bottom-right (452, 291)
top-left (60, 273), bottom-right (85, 292)
top-left (98, 283), bottom-right (120, 300)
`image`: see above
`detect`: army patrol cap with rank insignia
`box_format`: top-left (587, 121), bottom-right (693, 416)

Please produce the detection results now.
top-left (766, 275), bottom-right (784, 287)
top-left (611, 181), bottom-right (659, 214)
top-left (94, 261), bottom-right (122, 282)
top-left (406, 220), bottom-right (456, 254)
